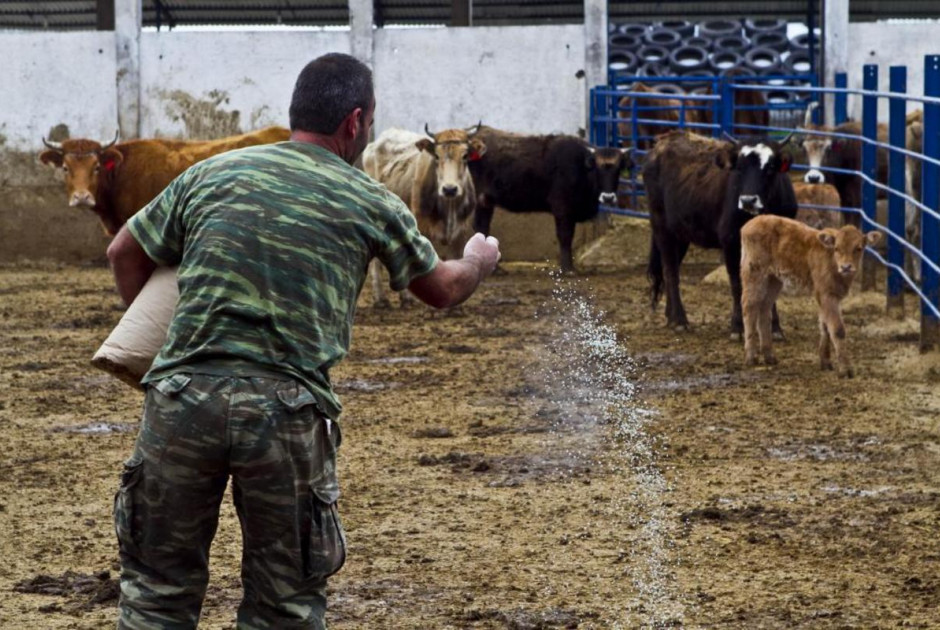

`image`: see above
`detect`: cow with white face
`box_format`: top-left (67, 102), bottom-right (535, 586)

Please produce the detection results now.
top-left (362, 123), bottom-right (485, 307)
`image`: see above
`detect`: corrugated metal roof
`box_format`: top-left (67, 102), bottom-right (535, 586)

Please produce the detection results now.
top-left (0, 0), bottom-right (938, 30)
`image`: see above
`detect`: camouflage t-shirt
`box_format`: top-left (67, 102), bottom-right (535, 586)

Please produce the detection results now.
top-left (126, 141), bottom-right (439, 418)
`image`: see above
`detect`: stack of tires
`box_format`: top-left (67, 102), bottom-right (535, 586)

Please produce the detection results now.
top-left (608, 18), bottom-right (820, 96)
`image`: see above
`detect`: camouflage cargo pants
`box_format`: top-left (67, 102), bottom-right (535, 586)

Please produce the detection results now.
top-left (114, 373), bottom-right (346, 629)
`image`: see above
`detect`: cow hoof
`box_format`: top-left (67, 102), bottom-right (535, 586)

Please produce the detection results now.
top-left (673, 323), bottom-right (690, 333)
top-left (772, 331), bottom-right (786, 342)
top-left (839, 367), bottom-right (855, 379)
top-left (744, 356), bottom-right (758, 367)
top-left (729, 332), bottom-right (742, 342)
top-left (765, 355), bottom-right (779, 366)
top-left (372, 298), bottom-right (392, 310)
top-left (820, 361), bottom-right (834, 371)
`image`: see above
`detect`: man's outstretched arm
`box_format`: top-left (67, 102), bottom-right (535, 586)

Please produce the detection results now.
top-left (407, 233), bottom-right (501, 309)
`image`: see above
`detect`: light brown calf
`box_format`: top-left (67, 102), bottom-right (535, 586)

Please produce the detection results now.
top-left (740, 215), bottom-right (882, 377)
top-left (793, 181), bottom-right (842, 229)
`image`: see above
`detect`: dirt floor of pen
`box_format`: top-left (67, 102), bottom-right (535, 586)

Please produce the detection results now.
top-left (1, 219), bottom-right (939, 630)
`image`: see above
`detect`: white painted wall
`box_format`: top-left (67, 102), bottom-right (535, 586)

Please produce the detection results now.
top-left (846, 22), bottom-right (940, 121)
top-left (373, 25), bottom-right (586, 136)
top-left (0, 32), bottom-right (118, 149)
top-left (138, 31), bottom-right (351, 137)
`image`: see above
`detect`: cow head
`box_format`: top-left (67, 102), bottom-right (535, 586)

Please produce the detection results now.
top-left (798, 103), bottom-right (832, 184)
top-left (39, 132), bottom-right (123, 209)
top-left (588, 147), bottom-right (633, 205)
top-left (818, 226), bottom-right (882, 277)
top-left (415, 123), bottom-right (486, 244)
top-left (725, 133), bottom-right (793, 215)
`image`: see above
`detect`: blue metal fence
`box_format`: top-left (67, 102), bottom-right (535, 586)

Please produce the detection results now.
top-left (589, 57), bottom-right (940, 351)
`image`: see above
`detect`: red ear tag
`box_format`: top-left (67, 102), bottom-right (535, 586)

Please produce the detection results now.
top-left (103, 158), bottom-right (117, 171)
top-left (779, 160), bottom-right (790, 173)
top-left (468, 151), bottom-right (481, 162)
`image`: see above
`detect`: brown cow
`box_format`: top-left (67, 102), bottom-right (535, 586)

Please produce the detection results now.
top-left (741, 215), bottom-right (882, 376)
top-left (793, 181), bottom-right (842, 229)
top-left (362, 124), bottom-right (485, 307)
top-left (617, 82), bottom-right (693, 150)
top-left (39, 126), bottom-right (290, 236)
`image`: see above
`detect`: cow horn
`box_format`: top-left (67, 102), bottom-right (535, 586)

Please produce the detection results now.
top-left (100, 130), bottom-right (120, 151)
top-left (424, 123), bottom-right (436, 139)
top-left (779, 131), bottom-right (795, 146)
top-left (466, 121), bottom-right (482, 136)
top-left (804, 101), bottom-right (819, 128)
top-left (722, 131), bottom-right (737, 144)
top-left (42, 136), bottom-right (63, 151)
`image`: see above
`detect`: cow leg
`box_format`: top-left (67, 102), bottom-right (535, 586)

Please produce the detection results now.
top-left (724, 244), bottom-right (745, 341)
top-left (553, 214), bottom-right (577, 274)
top-left (657, 234), bottom-right (690, 331)
top-left (760, 278), bottom-right (783, 365)
top-left (473, 196), bottom-right (496, 236)
top-left (741, 270), bottom-right (763, 366)
top-left (770, 303), bottom-right (785, 341)
top-left (818, 318), bottom-right (833, 371)
top-left (369, 259), bottom-right (390, 309)
top-left (819, 295), bottom-right (853, 377)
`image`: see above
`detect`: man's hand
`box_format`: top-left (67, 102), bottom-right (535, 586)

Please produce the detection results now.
top-left (462, 233), bottom-right (501, 279)
top-left (406, 233), bottom-right (503, 309)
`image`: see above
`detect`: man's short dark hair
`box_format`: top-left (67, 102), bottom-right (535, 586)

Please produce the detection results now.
top-left (289, 53), bottom-right (374, 135)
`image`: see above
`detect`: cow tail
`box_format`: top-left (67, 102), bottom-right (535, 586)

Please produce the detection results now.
top-left (647, 235), bottom-right (664, 308)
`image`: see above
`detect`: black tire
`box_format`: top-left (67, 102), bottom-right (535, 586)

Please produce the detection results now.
top-left (713, 35), bottom-right (749, 54)
top-left (637, 44), bottom-right (670, 65)
top-left (609, 33), bottom-right (641, 51)
top-left (758, 66), bottom-right (788, 86)
top-left (654, 20), bottom-right (694, 38)
top-left (637, 61), bottom-right (665, 78)
top-left (699, 20), bottom-right (742, 39)
top-left (609, 50), bottom-right (639, 74)
top-left (744, 18), bottom-right (787, 37)
top-left (765, 90), bottom-right (793, 105)
top-left (652, 83), bottom-right (685, 95)
top-left (668, 45), bottom-right (709, 75)
top-left (790, 31), bottom-right (820, 51)
top-left (784, 50), bottom-right (814, 75)
top-left (751, 31), bottom-right (789, 53)
top-left (709, 50), bottom-right (743, 73)
top-left (619, 23), bottom-right (649, 38)
top-left (720, 66), bottom-right (756, 80)
top-left (744, 47), bottom-right (782, 74)
top-left (644, 27), bottom-right (682, 49)
top-left (686, 36), bottom-right (713, 51)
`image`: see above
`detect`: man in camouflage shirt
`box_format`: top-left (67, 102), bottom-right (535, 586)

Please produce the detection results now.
top-left (106, 53), bottom-right (500, 629)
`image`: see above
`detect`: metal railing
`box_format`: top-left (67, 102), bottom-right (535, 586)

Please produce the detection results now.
top-left (588, 58), bottom-right (940, 351)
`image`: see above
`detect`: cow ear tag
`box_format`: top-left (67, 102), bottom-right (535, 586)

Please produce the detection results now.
top-left (779, 158), bottom-right (790, 173)
top-left (102, 157), bottom-right (117, 171)
top-left (468, 150), bottom-right (482, 162)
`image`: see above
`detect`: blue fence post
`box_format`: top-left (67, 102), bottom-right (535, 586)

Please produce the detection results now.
top-left (887, 66), bottom-right (907, 315)
top-left (834, 72), bottom-right (848, 125)
top-left (921, 55), bottom-right (940, 352)
top-left (861, 64), bottom-right (878, 290)
top-left (710, 77), bottom-right (721, 137)
top-left (720, 77), bottom-right (734, 137)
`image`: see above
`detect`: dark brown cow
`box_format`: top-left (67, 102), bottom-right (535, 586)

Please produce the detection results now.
top-left (39, 126), bottom-right (290, 236)
top-left (617, 82), bottom-right (694, 150)
top-left (643, 130), bottom-right (798, 336)
top-left (741, 215), bottom-right (882, 376)
top-left (468, 125), bottom-right (633, 273)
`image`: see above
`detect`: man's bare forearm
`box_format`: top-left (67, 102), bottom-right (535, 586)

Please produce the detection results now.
top-left (107, 226), bottom-right (157, 306)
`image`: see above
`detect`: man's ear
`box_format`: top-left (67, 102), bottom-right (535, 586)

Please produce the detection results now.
top-left (39, 150), bottom-right (63, 167)
top-left (818, 232), bottom-right (836, 249)
top-left (415, 138), bottom-right (435, 155)
top-left (468, 139), bottom-right (486, 161)
top-left (346, 107), bottom-right (363, 137)
top-left (100, 148), bottom-right (124, 172)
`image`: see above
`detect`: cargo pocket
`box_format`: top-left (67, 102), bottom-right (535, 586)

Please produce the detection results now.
top-left (113, 455), bottom-right (144, 553)
top-left (301, 484), bottom-right (347, 580)
top-left (152, 373), bottom-right (192, 398)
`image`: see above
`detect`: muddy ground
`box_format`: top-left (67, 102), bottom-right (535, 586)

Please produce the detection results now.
top-left (1, 219), bottom-right (939, 629)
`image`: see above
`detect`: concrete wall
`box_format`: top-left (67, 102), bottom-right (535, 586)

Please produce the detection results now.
top-left (846, 22), bottom-right (940, 121)
top-left (0, 26), bottom-right (591, 263)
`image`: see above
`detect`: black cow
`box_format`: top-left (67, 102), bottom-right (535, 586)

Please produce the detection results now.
top-left (468, 125), bottom-right (633, 272)
top-left (643, 130), bottom-right (798, 337)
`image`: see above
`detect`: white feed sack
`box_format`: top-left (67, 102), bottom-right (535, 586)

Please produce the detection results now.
top-left (92, 266), bottom-right (179, 389)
